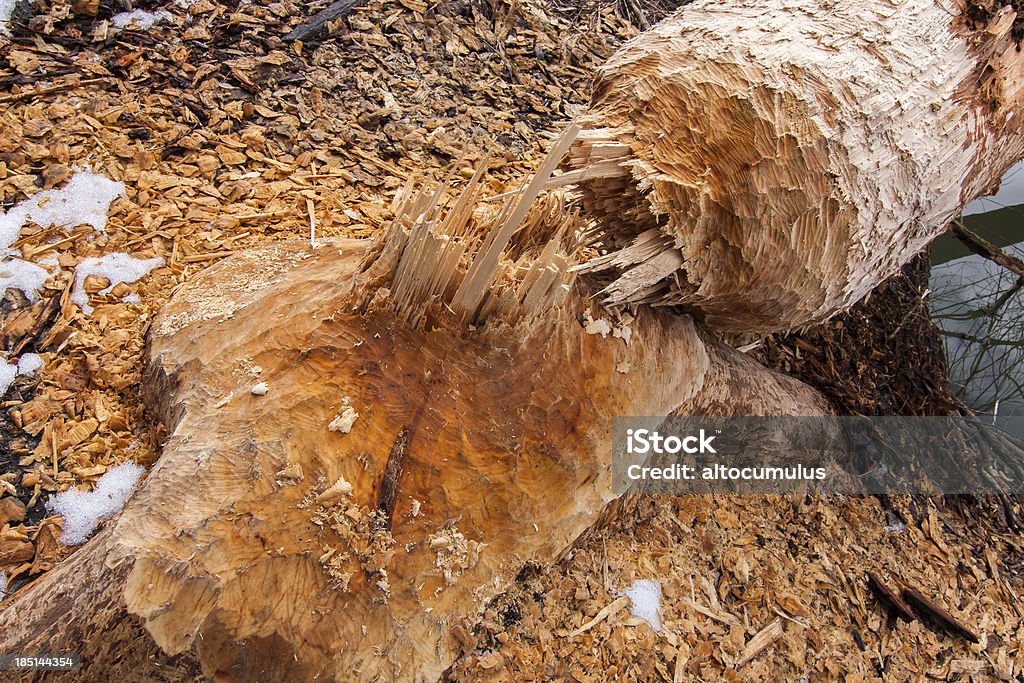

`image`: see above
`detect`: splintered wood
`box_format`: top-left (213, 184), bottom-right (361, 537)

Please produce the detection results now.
top-left (2, 0), bottom-right (1024, 681)
top-left (0, 236), bottom-right (715, 680)
top-left (358, 125), bottom-right (584, 328)
top-left (0, 0), bottom-right (633, 601)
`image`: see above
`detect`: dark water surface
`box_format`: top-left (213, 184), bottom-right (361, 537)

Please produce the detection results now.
top-left (929, 162), bottom-right (1024, 416)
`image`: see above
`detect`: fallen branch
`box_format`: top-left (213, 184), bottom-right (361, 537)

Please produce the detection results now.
top-left (865, 571), bottom-right (915, 621)
top-left (284, 0), bottom-right (363, 42)
top-left (0, 77), bottom-right (111, 104)
top-left (950, 220), bottom-right (1024, 279)
top-left (902, 587), bottom-right (981, 644)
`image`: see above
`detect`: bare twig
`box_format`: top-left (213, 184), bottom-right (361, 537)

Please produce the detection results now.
top-left (0, 77), bottom-right (112, 104)
top-left (950, 220), bottom-right (1024, 278)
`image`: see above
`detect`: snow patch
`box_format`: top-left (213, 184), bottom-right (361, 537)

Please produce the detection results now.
top-left (0, 0), bottom-right (16, 36)
top-left (622, 579), bottom-right (662, 632)
top-left (0, 570), bottom-right (7, 600)
top-left (0, 257), bottom-right (51, 302)
top-left (71, 253), bottom-right (163, 314)
top-left (17, 352), bottom-right (43, 376)
top-left (1, 352), bottom-right (47, 396)
top-left (46, 462), bottom-right (145, 545)
top-left (0, 171), bottom-right (125, 255)
top-left (0, 357), bottom-right (15, 395)
top-left (112, 9), bottom-right (172, 29)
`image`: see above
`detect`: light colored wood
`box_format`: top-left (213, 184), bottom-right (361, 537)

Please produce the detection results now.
top-left (737, 618), bottom-right (784, 668)
top-left (0, 228), bottom-right (830, 681)
top-left (564, 0), bottom-right (1024, 332)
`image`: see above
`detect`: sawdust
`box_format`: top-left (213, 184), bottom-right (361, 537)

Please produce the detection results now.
top-left (429, 525), bottom-right (484, 587)
top-left (445, 495), bottom-right (1024, 681)
top-left (310, 476), bottom-right (395, 599)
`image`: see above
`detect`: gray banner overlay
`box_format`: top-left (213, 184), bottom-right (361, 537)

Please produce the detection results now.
top-left (0, 655), bottom-right (80, 671)
top-left (612, 417), bottom-right (1024, 495)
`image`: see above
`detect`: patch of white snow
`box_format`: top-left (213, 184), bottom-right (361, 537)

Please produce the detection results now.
top-left (71, 253), bottom-right (163, 314)
top-left (623, 579), bottom-right (662, 632)
top-left (0, 0), bottom-right (17, 36)
top-left (45, 462), bottom-right (146, 545)
top-left (17, 352), bottom-right (43, 376)
top-left (0, 257), bottom-right (50, 301)
top-left (111, 9), bottom-right (172, 29)
top-left (0, 357), bottom-right (15, 395)
top-left (0, 171), bottom-right (125, 255)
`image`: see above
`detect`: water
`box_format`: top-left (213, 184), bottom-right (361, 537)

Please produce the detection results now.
top-left (929, 161), bottom-right (1024, 417)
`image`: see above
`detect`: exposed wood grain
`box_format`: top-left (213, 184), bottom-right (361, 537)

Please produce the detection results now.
top-left (376, 427), bottom-right (409, 529)
top-left (737, 618), bottom-right (783, 668)
top-left (564, 0), bottom-right (1024, 333)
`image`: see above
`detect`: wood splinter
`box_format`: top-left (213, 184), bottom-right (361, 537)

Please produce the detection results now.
top-left (866, 571), bottom-right (981, 644)
top-left (902, 587), bottom-right (981, 644)
top-left (866, 571), bottom-right (915, 622)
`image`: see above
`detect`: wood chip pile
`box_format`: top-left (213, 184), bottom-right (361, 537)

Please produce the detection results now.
top-left (757, 255), bottom-right (961, 418)
top-left (447, 495), bottom-right (1024, 680)
top-left (1, 0), bottom-right (1022, 680)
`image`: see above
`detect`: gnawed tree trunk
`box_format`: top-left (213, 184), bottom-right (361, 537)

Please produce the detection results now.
top-left (563, 0), bottom-right (1024, 331)
top-left (3, 0), bottom-right (1024, 680)
top-left (0, 236), bottom-right (826, 682)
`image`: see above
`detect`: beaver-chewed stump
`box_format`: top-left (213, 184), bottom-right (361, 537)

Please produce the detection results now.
top-left (0, 227), bottom-right (826, 681)
top-left (5, 0), bottom-right (1024, 680)
top-left (0, 150), bottom-right (829, 681)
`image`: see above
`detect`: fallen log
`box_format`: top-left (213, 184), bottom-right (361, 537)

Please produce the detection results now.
top-left (4, 0), bottom-right (1024, 680)
top-left (564, 0), bottom-right (1024, 332)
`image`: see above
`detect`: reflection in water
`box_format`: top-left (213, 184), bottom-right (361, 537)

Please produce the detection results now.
top-left (929, 161), bottom-right (1024, 417)
top-left (931, 244), bottom-right (1024, 416)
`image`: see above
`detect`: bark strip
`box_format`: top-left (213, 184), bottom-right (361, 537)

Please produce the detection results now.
top-left (376, 427), bottom-right (409, 529)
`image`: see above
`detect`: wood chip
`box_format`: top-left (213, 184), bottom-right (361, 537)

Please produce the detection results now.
top-left (567, 595), bottom-right (630, 637)
top-left (737, 618), bottom-right (784, 668)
